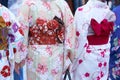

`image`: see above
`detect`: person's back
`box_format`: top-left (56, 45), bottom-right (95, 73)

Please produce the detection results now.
top-left (72, 0), bottom-right (115, 80)
top-left (18, 0), bottom-right (75, 80)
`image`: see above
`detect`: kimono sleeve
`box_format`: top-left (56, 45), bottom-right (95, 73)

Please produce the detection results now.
top-left (74, 7), bottom-right (88, 59)
top-left (8, 11), bottom-right (27, 63)
top-left (59, 0), bottom-right (76, 71)
top-left (17, 1), bottom-right (31, 46)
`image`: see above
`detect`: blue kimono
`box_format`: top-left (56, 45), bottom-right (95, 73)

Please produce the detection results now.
top-left (109, 5), bottom-right (120, 80)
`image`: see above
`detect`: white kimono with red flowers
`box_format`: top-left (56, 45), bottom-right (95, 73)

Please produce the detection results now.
top-left (0, 4), bottom-right (26, 80)
top-left (72, 0), bottom-right (116, 80)
top-left (18, 0), bottom-right (75, 80)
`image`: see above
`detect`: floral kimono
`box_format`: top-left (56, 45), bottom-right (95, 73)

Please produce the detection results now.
top-left (72, 0), bottom-right (115, 80)
top-left (18, 0), bottom-right (75, 80)
top-left (109, 5), bottom-right (120, 80)
top-left (0, 4), bottom-right (26, 80)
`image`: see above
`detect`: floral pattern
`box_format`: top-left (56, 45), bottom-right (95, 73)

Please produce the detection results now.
top-left (71, 0), bottom-right (115, 80)
top-left (0, 4), bottom-right (26, 80)
top-left (109, 27), bottom-right (120, 80)
top-left (18, 0), bottom-right (75, 80)
top-left (29, 16), bottom-right (65, 45)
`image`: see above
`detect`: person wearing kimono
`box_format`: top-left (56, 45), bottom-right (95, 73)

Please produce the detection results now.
top-left (0, 4), bottom-right (27, 80)
top-left (9, 0), bottom-right (25, 80)
top-left (109, 0), bottom-right (120, 80)
top-left (18, 0), bottom-right (75, 80)
top-left (71, 0), bottom-right (116, 80)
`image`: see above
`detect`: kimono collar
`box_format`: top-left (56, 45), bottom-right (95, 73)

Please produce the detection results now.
top-left (86, 0), bottom-right (108, 8)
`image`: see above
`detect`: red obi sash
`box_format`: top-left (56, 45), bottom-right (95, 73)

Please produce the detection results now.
top-left (29, 16), bottom-right (65, 45)
top-left (87, 18), bottom-right (114, 45)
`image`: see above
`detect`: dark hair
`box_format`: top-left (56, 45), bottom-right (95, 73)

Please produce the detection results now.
top-left (114, 0), bottom-right (120, 6)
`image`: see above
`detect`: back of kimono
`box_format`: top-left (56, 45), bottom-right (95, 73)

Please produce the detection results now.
top-left (72, 0), bottom-right (116, 80)
top-left (0, 4), bottom-right (26, 80)
top-left (18, 0), bottom-right (75, 80)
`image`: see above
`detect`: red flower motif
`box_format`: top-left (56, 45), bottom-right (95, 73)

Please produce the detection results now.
top-left (1, 65), bottom-right (10, 77)
top-left (100, 51), bottom-right (105, 57)
top-left (78, 7), bottom-right (83, 11)
top-left (86, 49), bottom-right (91, 53)
top-left (98, 62), bottom-right (102, 67)
top-left (84, 72), bottom-right (90, 77)
top-left (104, 62), bottom-right (107, 66)
top-left (97, 76), bottom-right (100, 80)
top-left (19, 28), bottom-right (24, 36)
top-left (6, 22), bottom-right (11, 26)
top-left (47, 20), bottom-right (59, 30)
top-left (100, 71), bottom-right (104, 77)
top-left (51, 69), bottom-right (58, 75)
top-left (79, 59), bottom-right (83, 64)
top-left (36, 18), bottom-right (46, 26)
top-left (36, 63), bottom-right (48, 74)
top-left (76, 31), bottom-right (80, 36)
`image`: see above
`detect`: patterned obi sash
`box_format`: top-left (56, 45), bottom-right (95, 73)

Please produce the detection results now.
top-left (29, 16), bottom-right (65, 45)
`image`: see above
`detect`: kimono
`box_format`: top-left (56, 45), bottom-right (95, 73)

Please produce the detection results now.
top-left (9, 0), bottom-right (24, 80)
top-left (72, 0), bottom-right (115, 80)
top-left (109, 5), bottom-right (120, 80)
top-left (18, 0), bottom-right (75, 80)
top-left (0, 4), bottom-right (26, 80)
top-left (9, 0), bottom-right (23, 16)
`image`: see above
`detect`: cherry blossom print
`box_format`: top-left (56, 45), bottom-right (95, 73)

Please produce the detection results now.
top-left (2, 12), bottom-right (9, 20)
top-left (29, 17), bottom-right (65, 45)
top-left (46, 46), bottom-right (52, 56)
top-left (25, 0), bottom-right (35, 6)
top-left (36, 63), bottom-right (48, 74)
top-left (42, 1), bottom-right (50, 10)
top-left (27, 57), bottom-right (33, 65)
top-left (51, 69), bottom-right (58, 75)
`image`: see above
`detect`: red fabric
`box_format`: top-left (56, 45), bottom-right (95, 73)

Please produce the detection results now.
top-left (91, 18), bottom-right (114, 36)
top-left (87, 35), bottom-right (109, 45)
top-left (87, 18), bottom-right (114, 45)
top-left (29, 17), bottom-right (65, 45)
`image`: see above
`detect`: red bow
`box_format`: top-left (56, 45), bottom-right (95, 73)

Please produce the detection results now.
top-left (90, 18), bottom-right (114, 36)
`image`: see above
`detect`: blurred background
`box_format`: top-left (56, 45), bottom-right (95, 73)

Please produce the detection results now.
top-left (65, 0), bottom-right (120, 14)
top-left (0, 0), bottom-right (119, 14)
